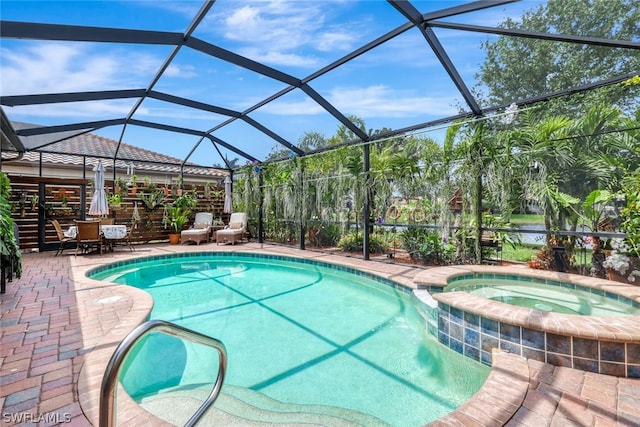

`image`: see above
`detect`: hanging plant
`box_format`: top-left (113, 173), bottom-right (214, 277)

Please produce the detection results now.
top-left (107, 193), bottom-right (122, 208)
top-left (139, 190), bottom-right (165, 211)
top-left (30, 195), bottom-right (39, 211)
top-left (162, 204), bottom-right (170, 229)
top-left (114, 177), bottom-right (127, 194)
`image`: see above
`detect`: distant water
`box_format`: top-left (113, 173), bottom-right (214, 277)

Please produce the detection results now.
top-left (515, 224), bottom-right (592, 247)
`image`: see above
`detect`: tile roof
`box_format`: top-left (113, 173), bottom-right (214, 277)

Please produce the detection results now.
top-left (3, 128), bottom-right (227, 178)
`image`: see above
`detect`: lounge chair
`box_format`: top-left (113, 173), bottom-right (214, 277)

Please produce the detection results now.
top-left (216, 212), bottom-right (247, 245)
top-left (181, 212), bottom-right (213, 245)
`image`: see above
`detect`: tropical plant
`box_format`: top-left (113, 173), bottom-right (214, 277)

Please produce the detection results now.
top-left (139, 190), bottom-right (165, 211)
top-left (314, 222), bottom-right (342, 247)
top-left (168, 206), bottom-right (189, 233)
top-left (0, 172), bottom-right (22, 279)
top-left (506, 110), bottom-right (573, 243)
top-left (581, 189), bottom-right (615, 277)
top-left (173, 193), bottom-right (196, 211)
top-left (107, 192), bottom-right (122, 207)
top-left (399, 227), bottom-right (455, 265)
top-left (337, 232), bottom-right (388, 254)
top-left (114, 177), bottom-right (127, 193)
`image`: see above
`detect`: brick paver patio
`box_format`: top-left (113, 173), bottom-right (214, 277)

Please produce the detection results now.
top-left (1, 244), bottom-right (638, 426)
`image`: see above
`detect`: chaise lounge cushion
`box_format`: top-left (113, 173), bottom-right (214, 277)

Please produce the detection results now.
top-left (181, 212), bottom-right (214, 245)
top-left (181, 228), bottom-right (209, 245)
top-left (217, 213), bottom-right (247, 245)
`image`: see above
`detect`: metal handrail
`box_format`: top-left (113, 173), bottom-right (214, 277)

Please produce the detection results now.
top-left (99, 319), bottom-right (227, 427)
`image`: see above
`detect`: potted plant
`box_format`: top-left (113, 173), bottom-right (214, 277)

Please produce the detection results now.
top-left (18, 190), bottom-right (27, 217)
top-left (168, 206), bottom-right (189, 244)
top-left (114, 177), bottom-right (127, 194)
top-left (175, 175), bottom-right (184, 196)
top-left (128, 175), bottom-right (138, 196)
top-left (107, 193), bottom-right (122, 209)
top-left (30, 194), bottom-right (39, 211)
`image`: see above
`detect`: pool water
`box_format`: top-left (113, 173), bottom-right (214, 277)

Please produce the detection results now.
top-left (445, 277), bottom-right (640, 316)
top-left (91, 254), bottom-right (489, 426)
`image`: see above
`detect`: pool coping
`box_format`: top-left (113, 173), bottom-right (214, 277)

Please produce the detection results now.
top-left (426, 349), bottom-right (530, 427)
top-left (414, 265), bottom-right (640, 342)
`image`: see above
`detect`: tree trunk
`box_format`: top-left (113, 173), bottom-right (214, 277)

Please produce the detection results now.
top-left (590, 236), bottom-right (606, 278)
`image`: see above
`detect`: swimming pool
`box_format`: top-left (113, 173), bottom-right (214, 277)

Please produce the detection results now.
top-left (444, 275), bottom-right (640, 316)
top-left (90, 253), bottom-right (489, 426)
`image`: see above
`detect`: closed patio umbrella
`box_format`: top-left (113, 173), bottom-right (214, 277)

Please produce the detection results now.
top-left (223, 176), bottom-right (233, 214)
top-left (88, 161), bottom-right (109, 216)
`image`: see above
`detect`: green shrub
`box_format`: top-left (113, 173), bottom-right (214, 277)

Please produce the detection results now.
top-left (338, 232), bottom-right (388, 253)
top-left (400, 226), bottom-right (454, 264)
top-left (316, 223), bottom-right (341, 246)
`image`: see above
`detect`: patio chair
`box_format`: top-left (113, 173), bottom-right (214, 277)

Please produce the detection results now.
top-left (216, 212), bottom-right (247, 245)
top-left (75, 220), bottom-right (104, 256)
top-left (119, 220), bottom-right (137, 251)
top-left (181, 212), bottom-right (213, 245)
top-left (51, 219), bottom-right (75, 256)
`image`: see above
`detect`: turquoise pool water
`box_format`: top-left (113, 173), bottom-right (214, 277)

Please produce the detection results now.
top-left (445, 276), bottom-right (640, 316)
top-left (90, 254), bottom-right (489, 426)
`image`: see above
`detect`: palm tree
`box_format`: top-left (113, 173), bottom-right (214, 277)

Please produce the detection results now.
top-left (507, 111), bottom-right (573, 244)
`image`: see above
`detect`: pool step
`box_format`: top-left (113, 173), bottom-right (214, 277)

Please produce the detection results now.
top-left (139, 384), bottom-right (390, 426)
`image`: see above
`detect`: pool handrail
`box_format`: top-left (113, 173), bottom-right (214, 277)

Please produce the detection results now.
top-left (99, 319), bottom-right (227, 427)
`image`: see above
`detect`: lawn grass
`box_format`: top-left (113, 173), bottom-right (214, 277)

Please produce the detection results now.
top-left (502, 244), bottom-right (538, 262)
top-left (508, 214), bottom-right (545, 225)
top-left (502, 242), bottom-right (594, 271)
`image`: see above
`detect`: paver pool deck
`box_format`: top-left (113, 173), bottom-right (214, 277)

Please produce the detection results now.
top-left (1, 243), bottom-right (639, 426)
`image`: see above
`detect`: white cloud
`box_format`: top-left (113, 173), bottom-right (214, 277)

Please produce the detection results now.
top-left (164, 63), bottom-right (199, 78)
top-left (256, 97), bottom-right (325, 115)
top-left (8, 100), bottom-right (137, 120)
top-left (315, 31), bottom-right (354, 52)
top-left (255, 85), bottom-right (458, 118)
top-left (328, 85), bottom-right (459, 118)
top-left (0, 42), bottom-right (173, 96)
top-left (238, 48), bottom-right (319, 68)
top-left (217, 1), bottom-right (359, 68)
top-left (1, 43), bottom-right (117, 95)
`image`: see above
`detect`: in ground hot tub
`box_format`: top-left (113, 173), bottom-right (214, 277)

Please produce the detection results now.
top-left (444, 274), bottom-right (640, 316)
top-left (414, 267), bottom-right (640, 378)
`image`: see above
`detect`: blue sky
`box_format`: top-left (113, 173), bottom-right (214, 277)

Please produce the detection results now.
top-left (0, 0), bottom-right (542, 166)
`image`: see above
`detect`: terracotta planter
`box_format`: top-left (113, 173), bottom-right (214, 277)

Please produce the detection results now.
top-left (169, 233), bottom-right (180, 244)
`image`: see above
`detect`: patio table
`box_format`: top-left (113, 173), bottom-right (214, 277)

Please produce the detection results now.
top-left (65, 224), bottom-right (127, 251)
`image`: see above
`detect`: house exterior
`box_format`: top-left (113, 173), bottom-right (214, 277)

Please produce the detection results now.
top-left (1, 129), bottom-right (227, 186)
top-left (1, 130), bottom-right (230, 252)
